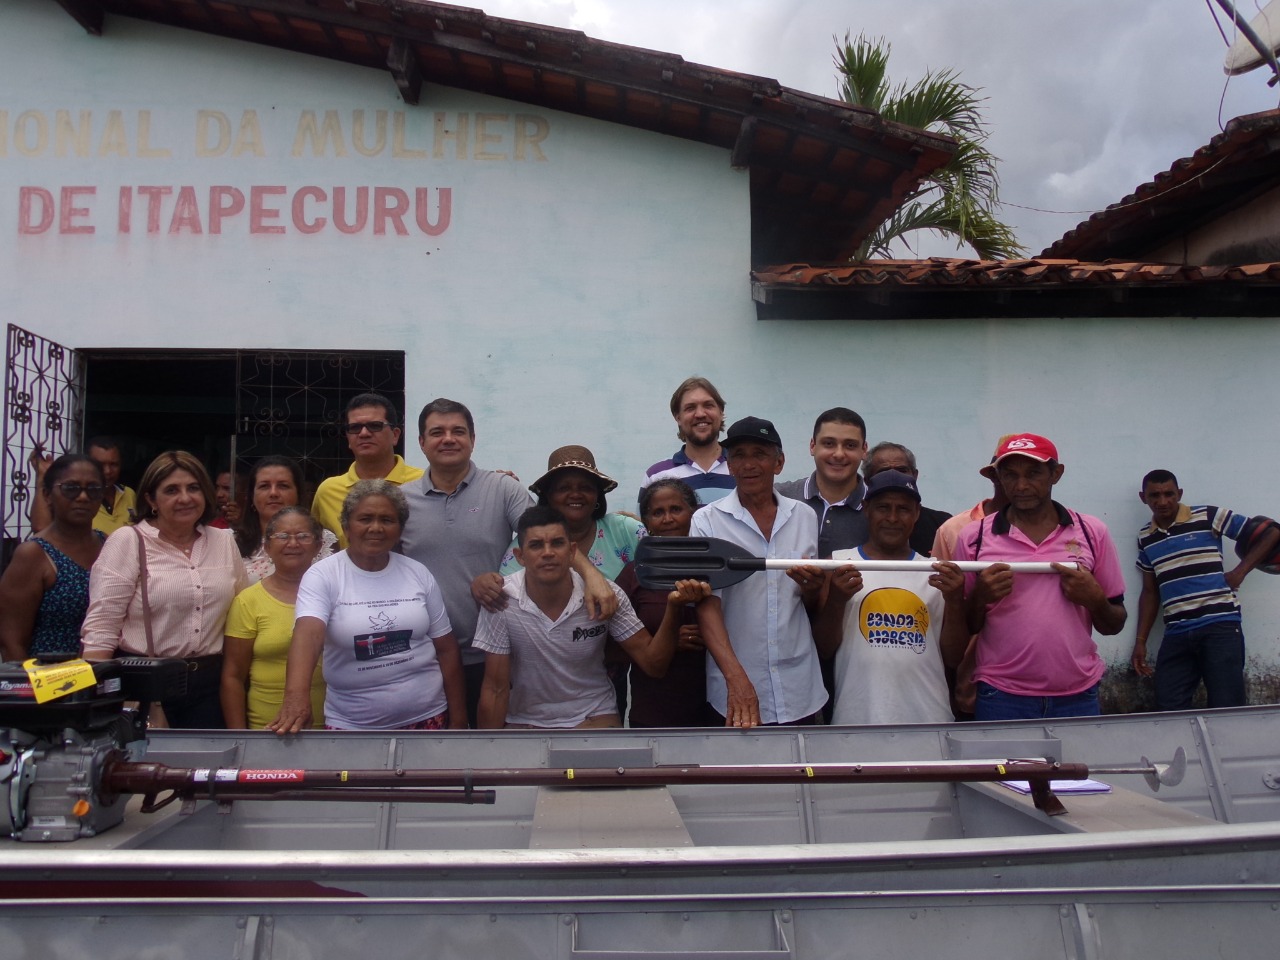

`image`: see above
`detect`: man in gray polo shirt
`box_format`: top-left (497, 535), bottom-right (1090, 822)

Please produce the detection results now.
top-left (399, 398), bottom-right (533, 727)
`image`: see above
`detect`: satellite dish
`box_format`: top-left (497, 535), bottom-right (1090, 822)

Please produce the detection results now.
top-left (1223, 0), bottom-right (1280, 75)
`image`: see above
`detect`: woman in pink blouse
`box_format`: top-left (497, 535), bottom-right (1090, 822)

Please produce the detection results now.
top-left (81, 450), bottom-right (248, 728)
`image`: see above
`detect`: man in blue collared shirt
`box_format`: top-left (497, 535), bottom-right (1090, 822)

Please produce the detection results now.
top-left (689, 416), bottom-right (828, 725)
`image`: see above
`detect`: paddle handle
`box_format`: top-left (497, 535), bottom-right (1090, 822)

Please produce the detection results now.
top-left (749, 559), bottom-right (1075, 574)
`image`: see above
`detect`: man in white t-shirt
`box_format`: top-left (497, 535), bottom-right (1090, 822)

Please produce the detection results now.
top-left (474, 506), bottom-right (707, 728)
top-left (816, 470), bottom-right (968, 725)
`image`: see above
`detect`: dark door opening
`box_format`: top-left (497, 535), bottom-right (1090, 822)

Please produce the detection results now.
top-left (3, 330), bottom-right (406, 569)
top-left (83, 349), bottom-right (408, 500)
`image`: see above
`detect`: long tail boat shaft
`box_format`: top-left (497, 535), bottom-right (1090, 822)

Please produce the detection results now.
top-left (101, 751), bottom-right (1185, 817)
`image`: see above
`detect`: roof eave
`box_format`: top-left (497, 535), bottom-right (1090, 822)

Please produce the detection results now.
top-left (68, 0), bottom-right (957, 261)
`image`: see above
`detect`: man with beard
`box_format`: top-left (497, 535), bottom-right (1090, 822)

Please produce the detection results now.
top-left (640, 376), bottom-right (734, 505)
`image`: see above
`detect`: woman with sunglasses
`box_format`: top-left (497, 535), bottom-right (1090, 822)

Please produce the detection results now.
top-left (234, 455), bottom-right (337, 582)
top-left (221, 507), bottom-right (327, 729)
top-left (0, 455), bottom-right (107, 660)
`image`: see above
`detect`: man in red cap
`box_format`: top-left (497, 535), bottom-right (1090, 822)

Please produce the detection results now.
top-left (952, 434), bottom-right (1127, 720)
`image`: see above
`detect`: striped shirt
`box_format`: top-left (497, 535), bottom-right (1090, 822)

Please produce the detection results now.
top-left (640, 448), bottom-right (735, 505)
top-left (1136, 504), bottom-right (1247, 634)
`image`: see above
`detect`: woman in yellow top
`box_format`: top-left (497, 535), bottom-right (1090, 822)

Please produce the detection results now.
top-left (221, 507), bottom-right (326, 729)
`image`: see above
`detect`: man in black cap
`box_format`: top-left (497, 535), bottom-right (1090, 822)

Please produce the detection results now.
top-left (862, 441), bottom-right (952, 557)
top-left (816, 470), bottom-right (967, 724)
top-left (688, 416), bottom-right (828, 726)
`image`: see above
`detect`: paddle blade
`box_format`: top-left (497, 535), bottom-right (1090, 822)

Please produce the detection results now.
top-left (634, 536), bottom-right (762, 591)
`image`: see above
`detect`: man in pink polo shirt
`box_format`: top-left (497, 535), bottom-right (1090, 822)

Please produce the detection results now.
top-left (953, 434), bottom-right (1127, 720)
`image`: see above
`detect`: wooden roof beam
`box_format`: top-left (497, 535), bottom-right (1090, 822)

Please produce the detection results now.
top-left (387, 37), bottom-right (423, 105)
top-left (730, 116), bottom-right (757, 170)
top-left (55, 0), bottom-right (104, 35)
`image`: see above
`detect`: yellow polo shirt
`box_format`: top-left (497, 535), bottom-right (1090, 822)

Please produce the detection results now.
top-left (311, 455), bottom-right (424, 548)
top-left (93, 485), bottom-right (137, 536)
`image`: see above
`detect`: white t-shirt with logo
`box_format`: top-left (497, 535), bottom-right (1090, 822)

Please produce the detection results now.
top-left (474, 570), bottom-right (643, 727)
top-left (295, 551), bottom-right (453, 730)
top-left (829, 548), bottom-right (953, 725)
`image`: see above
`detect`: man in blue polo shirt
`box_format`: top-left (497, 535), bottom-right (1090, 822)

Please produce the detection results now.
top-left (1131, 469), bottom-right (1280, 709)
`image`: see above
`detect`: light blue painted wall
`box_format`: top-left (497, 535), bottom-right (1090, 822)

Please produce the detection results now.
top-left (4, 1), bottom-right (1278, 696)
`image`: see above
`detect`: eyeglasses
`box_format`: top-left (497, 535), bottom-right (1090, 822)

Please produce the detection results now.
top-left (267, 532), bottom-right (318, 544)
top-left (54, 482), bottom-right (106, 501)
top-left (344, 420), bottom-right (393, 435)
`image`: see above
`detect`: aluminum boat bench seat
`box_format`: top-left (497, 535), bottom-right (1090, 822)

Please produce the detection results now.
top-left (528, 785), bottom-right (694, 848)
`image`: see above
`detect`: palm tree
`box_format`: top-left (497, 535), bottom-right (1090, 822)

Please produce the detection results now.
top-left (835, 33), bottom-right (1025, 261)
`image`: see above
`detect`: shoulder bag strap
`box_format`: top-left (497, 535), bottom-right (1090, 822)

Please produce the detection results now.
top-left (133, 526), bottom-right (157, 658)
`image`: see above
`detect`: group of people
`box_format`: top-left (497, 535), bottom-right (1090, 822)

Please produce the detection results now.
top-left (1, 377), bottom-right (1276, 732)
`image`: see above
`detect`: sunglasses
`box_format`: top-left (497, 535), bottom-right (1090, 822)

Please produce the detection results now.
top-left (55, 482), bottom-right (106, 501)
top-left (343, 420), bottom-right (394, 435)
top-left (267, 532), bottom-right (318, 544)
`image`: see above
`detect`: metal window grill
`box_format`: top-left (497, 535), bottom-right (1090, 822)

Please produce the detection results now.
top-left (235, 350), bottom-right (407, 490)
top-left (2, 324), bottom-right (85, 570)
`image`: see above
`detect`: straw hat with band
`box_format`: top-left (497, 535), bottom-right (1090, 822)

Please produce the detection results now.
top-left (529, 445), bottom-right (619, 499)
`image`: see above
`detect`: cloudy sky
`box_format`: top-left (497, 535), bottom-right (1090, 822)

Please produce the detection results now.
top-left (482, 0), bottom-right (1280, 257)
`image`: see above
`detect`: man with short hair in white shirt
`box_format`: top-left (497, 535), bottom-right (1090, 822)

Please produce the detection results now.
top-left (474, 506), bottom-right (708, 729)
top-left (689, 416), bottom-right (829, 725)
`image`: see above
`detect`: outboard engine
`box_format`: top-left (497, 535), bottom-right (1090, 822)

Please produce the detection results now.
top-left (0, 656), bottom-right (186, 841)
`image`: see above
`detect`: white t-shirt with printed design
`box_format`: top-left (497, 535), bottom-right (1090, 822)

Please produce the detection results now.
top-left (296, 551), bottom-right (452, 730)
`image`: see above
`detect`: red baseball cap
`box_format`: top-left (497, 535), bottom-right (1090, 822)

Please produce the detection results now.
top-left (979, 433), bottom-right (1058, 479)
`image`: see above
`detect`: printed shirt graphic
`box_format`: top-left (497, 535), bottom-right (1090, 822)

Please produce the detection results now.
top-left (295, 551), bottom-right (452, 729)
top-left (829, 549), bottom-right (952, 725)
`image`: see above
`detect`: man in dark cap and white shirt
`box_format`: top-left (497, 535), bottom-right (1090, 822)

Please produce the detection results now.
top-left (689, 416), bottom-right (828, 725)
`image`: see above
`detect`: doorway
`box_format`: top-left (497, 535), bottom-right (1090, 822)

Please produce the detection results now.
top-left (2, 325), bottom-right (406, 566)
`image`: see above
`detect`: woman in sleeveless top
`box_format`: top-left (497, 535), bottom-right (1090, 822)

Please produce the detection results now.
top-left (0, 454), bottom-right (106, 660)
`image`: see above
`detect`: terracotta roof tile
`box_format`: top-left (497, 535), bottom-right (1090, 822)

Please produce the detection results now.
top-left (752, 257), bottom-right (1280, 288)
top-left (1043, 109), bottom-right (1280, 259)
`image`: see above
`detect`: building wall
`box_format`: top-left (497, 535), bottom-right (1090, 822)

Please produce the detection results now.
top-left (1147, 181), bottom-right (1280, 265)
top-left (4, 1), bottom-right (1279, 708)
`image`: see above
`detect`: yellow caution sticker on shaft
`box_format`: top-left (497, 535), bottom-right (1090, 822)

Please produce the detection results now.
top-left (340, 771), bottom-right (349, 782)
top-left (23, 658), bottom-right (96, 703)
top-left (805, 766), bottom-right (815, 778)
top-left (997, 764), bottom-right (1006, 775)
top-left (566, 769), bottom-right (575, 780)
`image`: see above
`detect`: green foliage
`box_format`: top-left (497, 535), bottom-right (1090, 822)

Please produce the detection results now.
top-left (835, 32), bottom-right (1026, 261)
